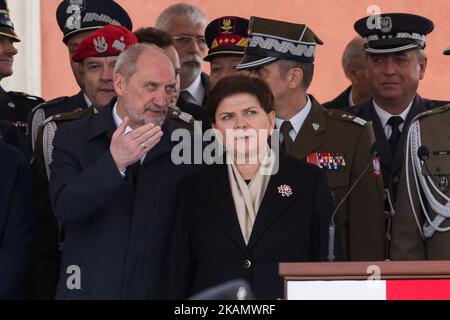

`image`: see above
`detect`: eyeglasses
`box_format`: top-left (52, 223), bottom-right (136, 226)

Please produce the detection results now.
top-left (173, 35), bottom-right (207, 48)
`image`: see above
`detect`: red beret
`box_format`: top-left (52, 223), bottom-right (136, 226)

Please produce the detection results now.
top-left (72, 25), bottom-right (137, 62)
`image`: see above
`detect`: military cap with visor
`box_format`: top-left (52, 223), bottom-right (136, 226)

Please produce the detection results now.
top-left (56, 0), bottom-right (133, 43)
top-left (354, 13), bottom-right (434, 54)
top-left (204, 16), bottom-right (249, 62)
top-left (0, 0), bottom-right (19, 42)
top-left (236, 16), bottom-right (323, 70)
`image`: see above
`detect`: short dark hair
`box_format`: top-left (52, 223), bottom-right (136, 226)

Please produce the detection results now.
top-left (278, 60), bottom-right (314, 90)
top-left (207, 75), bottom-right (274, 124)
top-left (134, 27), bottom-right (174, 48)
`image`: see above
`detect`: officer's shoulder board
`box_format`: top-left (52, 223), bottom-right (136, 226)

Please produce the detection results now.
top-left (31, 96), bottom-right (71, 114)
top-left (325, 109), bottom-right (367, 126)
top-left (168, 104), bottom-right (194, 124)
top-left (8, 90), bottom-right (44, 103)
top-left (424, 99), bottom-right (450, 109)
top-left (414, 104), bottom-right (450, 122)
top-left (42, 108), bottom-right (88, 127)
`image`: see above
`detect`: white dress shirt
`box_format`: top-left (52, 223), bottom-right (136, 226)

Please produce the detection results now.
top-left (275, 95), bottom-right (312, 143)
top-left (373, 100), bottom-right (413, 139)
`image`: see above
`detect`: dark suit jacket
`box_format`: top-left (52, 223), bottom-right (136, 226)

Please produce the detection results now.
top-left (0, 119), bottom-right (26, 154)
top-left (176, 72), bottom-right (210, 125)
top-left (323, 86), bottom-right (352, 109)
top-left (168, 152), bottom-right (341, 300)
top-left (345, 95), bottom-right (444, 201)
top-left (0, 142), bottom-right (35, 299)
top-left (50, 101), bottom-right (200, 299)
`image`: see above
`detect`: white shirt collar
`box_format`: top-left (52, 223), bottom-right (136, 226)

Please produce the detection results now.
top-left (275, 95), bottom-right (312, 142)
top-left (373, 99), bottom-right (413, 129)
top-left (112, 102), bottom-right (132, 134)
top-left (182, 74), bottom-right (205, 105)
top-left (348, 88), bottom-right (355, 107)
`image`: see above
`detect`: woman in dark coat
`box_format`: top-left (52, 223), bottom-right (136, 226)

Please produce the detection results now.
top-left (168, 75), bottom-right (341, 300)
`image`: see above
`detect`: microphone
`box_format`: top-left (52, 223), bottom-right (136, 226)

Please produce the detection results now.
top-left (417, 145), bottom-right (450, 197)
top-left (188, 279), bottom-right (254, 300)
top-left (327, 142), bottom-right (380, 262)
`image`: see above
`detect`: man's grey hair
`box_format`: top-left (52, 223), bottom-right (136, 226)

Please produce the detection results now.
top-left (155, 2), bottom-right (208, 32)
top-left (114, 43), bottom-right (170, 81)
top-left (278, 60), bottom-right (315, 90)
top-left (341, 36), bottom-right (366, 78)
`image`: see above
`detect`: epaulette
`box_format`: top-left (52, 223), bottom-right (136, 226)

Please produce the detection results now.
top-left (42, 107), bottom-right (88, 126)
top-left (31, 96), bottom-right (70, 114)
top-left (414, 104), bottom-right (450, 121)
top-left (424, 99), bottom-right (450, 109)
top-left (8, 90), bottom-right (44, 102)
top-left (326, 109), bottom-right (367, 126)
top-left (168, 104), bottom-right (194, 124)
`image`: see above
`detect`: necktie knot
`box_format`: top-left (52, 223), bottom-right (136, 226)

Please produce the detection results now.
top-left (387, 116), bottom-right (404, 128)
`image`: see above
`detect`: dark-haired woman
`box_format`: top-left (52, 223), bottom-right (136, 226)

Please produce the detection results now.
top-left (168, 75), bottom-right (341, 300)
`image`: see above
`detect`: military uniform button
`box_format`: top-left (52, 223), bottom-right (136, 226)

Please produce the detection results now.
top-left (243, 259), bottom-right (252, 269)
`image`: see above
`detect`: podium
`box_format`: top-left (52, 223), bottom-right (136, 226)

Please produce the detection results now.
top-left (279, 261), bottom-right (450, 300)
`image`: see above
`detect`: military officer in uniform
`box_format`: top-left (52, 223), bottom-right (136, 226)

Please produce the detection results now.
top-left (0, 0), bottom-right (44, 154)
top-left (391, 48), bottom-right (450, 260)
top-left (28, 0), bottom-right (132, 150)
top-left (236, 17), bottom-right (386, 261)
top-left (347, 13), bottom-right (448, 203)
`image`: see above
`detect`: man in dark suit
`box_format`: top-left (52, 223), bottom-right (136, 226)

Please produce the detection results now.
top-left (156, 3), bottom-right (210, 123)
top-left (236, 16), bottom-right (386, 261)
top-left (0, 141), bottom-right (35, 299)
top-left (323, 36), bottom-right (371, 109)
top-left (348, 13), bottom-right (448, 202)
top-left (28, 0), bottom-right (133, 150)
top-left (50, 43), bottom-right (200, 299)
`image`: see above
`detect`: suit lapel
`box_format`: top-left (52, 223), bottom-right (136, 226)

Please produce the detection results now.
top-left (199, 163), bottom-right (248, 253)
top-left (247, 153), bottom-right (308, 250)
top-left (289, 96), bottom-right (326, 160)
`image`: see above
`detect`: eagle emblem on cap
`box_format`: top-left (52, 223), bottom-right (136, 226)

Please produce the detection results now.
top-left (93, 36), bottom-right (108, 53)
top-left (220, 19), bottom-right (233, 34)
top-left (380, 16), bottom-right (393, 33)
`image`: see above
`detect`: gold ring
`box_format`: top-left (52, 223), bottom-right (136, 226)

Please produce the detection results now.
top-left (141, 143), bottom-right (148, 148)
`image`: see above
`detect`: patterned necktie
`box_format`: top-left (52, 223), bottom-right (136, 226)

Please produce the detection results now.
top-left (387, 116), bottom-right (404, 154)
top-left (280, 121), bottom-right (294, 153)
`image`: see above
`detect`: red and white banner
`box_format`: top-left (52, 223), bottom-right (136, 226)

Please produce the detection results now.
top-left (287, 280), bottom-right (450, 300)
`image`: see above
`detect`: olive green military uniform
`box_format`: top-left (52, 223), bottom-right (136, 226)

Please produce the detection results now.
top-left (30, 107), bottom-right (92, 299)
top-left (391, 105), bottom-right (450, 260)
top-left (287, 95), bottom-right (386, 261)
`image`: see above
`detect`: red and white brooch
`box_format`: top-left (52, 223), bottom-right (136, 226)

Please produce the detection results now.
top-left (278, 185), bottom-right (293, 197)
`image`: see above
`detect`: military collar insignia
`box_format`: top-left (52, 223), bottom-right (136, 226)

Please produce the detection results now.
top-left (312, 123), bottom-right (320, 131)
